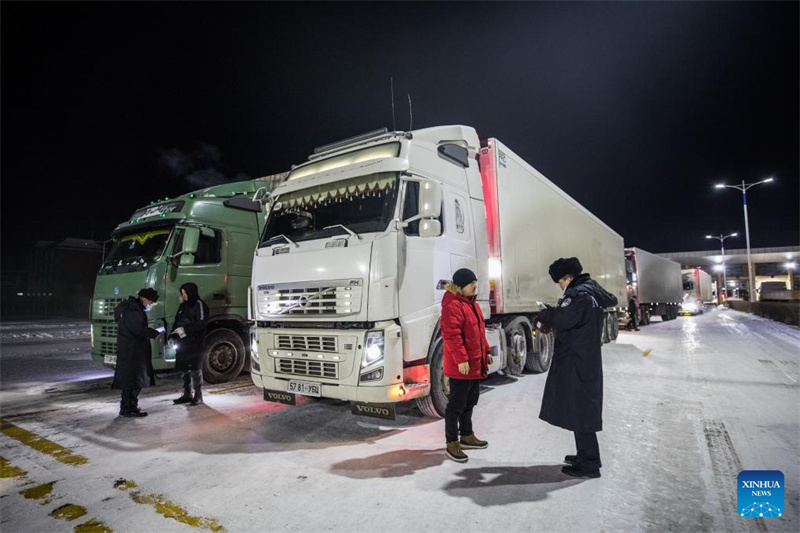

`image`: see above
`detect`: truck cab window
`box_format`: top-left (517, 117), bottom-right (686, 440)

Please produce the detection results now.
top-left (174, 229), bottom-right (222, 264)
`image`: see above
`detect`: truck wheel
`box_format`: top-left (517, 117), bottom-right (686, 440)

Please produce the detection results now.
top-left (504, 317), bottom-right (530, 376)
top-left (202, 328), bottom-right (246, 384)
top-left (526, 329), bottom-right (553, 373)
top-left (601, 314), bottom-right (611, 344)
top-left (416, 341), bottom-right (447, 418)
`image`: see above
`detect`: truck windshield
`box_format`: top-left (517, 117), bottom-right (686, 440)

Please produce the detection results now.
top-left (99, 227), bottom-right (173, 275)
top-left (260, 172), bottom-right (398, 246)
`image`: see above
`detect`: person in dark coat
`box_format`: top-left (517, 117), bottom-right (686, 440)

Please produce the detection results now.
top-left (112, 288), bottom-right (162, 417)
top-left (626, 296), bottom-right (640, 331)
top-left (441, 268), bottom-right (494, 463)
top-left (536, 258), bottom-right (618, 479)
top-left (170, 283), bottom-right (209, 406)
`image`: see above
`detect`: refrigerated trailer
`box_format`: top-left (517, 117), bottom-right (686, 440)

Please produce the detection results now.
top-left (625, 247), bottom-right (683, 324)
top-left (680, 268), bottom-right (713, 315)
top-left (249, 126), bottom-right (626, 418)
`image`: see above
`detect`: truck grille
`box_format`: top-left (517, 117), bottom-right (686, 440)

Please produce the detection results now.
top-left (276, 334), bottom-right (337, 353)
top-left (94, 298), bottom-right (123, 318)
top-left (257, 281), bottom-right (363, 317)
top-left (100, 341), bottom-right (117, 355)
top-left (99, 324), bottom-right (118, 338)
top-left (276, 359), bottom-right (338, 379)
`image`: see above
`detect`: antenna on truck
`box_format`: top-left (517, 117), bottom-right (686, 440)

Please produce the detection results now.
top-left (407, 94), bottom-right (413, 131)
top-left (390, 77), bottom-right (396, 131)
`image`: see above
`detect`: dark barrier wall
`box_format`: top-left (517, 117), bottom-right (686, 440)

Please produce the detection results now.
top-left (728, 300), bottom-right (800, 327)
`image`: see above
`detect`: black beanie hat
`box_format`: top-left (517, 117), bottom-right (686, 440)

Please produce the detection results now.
top-left (138, 287), bottom-right (159, 302)
top-left (549, 257), bottom-right (583, 283)
top-left (452, 268), bottom-right (478, 288)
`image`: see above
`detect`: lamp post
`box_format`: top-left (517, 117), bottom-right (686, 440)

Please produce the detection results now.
top-left (715, 178), bottom-right (773, 302)
top-left (705, 232), bottom-right (737, 300)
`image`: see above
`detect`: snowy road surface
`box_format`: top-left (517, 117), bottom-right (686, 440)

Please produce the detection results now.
top-left (1, 308), bottom-right (798, 532)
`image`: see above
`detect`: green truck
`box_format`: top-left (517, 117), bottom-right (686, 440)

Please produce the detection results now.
top-left (90, 174), bottom-right (286, 383)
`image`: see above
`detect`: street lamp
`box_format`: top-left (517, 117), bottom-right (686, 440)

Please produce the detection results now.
top-left (705, 232), bottom-right (738, 300)
top-left (715, 177), bottom-right (774, 302)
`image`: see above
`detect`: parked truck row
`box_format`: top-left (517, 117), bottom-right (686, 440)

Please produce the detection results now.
top-left (91, 125), bottom-right (698, 419)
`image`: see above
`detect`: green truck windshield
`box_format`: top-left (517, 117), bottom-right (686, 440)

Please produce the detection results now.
top-left (260, 172), bottom-right (398, 247)
top-left (99, 227), bottom-right (173, 275)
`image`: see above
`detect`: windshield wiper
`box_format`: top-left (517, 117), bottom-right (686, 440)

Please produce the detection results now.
top-left (261, 234), bottom-right (299, 248)
top-left (324, 224), bottom-right (362, 240)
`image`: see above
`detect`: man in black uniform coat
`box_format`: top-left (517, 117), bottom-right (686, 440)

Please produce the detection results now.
top-left (537, 258), bottom-right (618, 479)
top-left (112, 288), bottom-right (162, 417)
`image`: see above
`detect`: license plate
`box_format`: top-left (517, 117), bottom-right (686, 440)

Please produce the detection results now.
top-left (287, 380), bottom-right (321, 397)
top-left (104, 354), bottom-right (117, 365)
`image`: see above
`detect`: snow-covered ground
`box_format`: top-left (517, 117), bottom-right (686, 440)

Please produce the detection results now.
top-left (0, 308), bottom-right (797, 532)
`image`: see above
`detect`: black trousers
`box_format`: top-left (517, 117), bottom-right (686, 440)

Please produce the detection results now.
top-left (445, 378), bottom-right (480, 443)
top-left (120, 388), bottom-right (141, 414)
top-left (181, 369), bottom-right (203, 392)
top-left (574, 431), bottom-right (602, 469)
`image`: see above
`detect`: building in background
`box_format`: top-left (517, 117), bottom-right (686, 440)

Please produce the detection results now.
top-left (1, 238), bottom-right (102, 318)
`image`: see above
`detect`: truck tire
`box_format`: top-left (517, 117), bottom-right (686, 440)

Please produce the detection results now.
top-left (416, 340), bottom-right (447, 418)
top-left (641, 308), bottom-right (651, 326)
top-left (202, 328), bottom-right (247, 384)
top-left (504, 317), bottom-right (530, 376)
top-left (526, 329), bottom-right (553, 373)
top-left (601, 314), bottom-right (611, 344)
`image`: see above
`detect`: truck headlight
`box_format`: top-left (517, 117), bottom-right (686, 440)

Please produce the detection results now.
top-left (362, 331), bottom-right (385, 368)
top-left (250, 327), bottom-right (260, 362)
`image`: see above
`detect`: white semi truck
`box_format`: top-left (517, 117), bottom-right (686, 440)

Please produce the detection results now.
top-left (680, 268), bottom-right (713, 315)
top-left (248, 126), bottom-right (626, 418)
top-left (625, 247), bottom-right (683, 324)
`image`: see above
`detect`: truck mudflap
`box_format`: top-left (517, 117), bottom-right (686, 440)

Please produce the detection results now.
top-left (264, 389), bottom-right (296, 405)
top-left (351, 402), bottom-right (396, 420)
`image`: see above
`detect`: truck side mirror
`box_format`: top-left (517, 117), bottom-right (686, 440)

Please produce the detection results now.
top-left (179, 227), bottom-right (200, 266)
top-left (418, 179), bottom-right (442, 219)
top-left (419, 219), bottom-right (442, 238)
top-left (252, 187), bottom-right (271, 204)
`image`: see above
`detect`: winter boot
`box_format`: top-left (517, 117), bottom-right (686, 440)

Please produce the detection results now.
top-left (123, 408), bottom-right (148, 418)
top-left (564, 455), bottom-right (579, 465)
top-left (459, 434), bottom-right (488, 449)
top-left (173, 391), bottom-right (193, 404)
top-left (561, 464), bottom-right (601, 479)
top-left (190, 388), bottom-right (203, 406)
top-left (446, 441), bottom-right (468, 463)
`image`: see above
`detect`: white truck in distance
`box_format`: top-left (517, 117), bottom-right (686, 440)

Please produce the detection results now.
top-left (625, 247), bottom-right (683, 325)
top-left (681, 268), bottom-right (713, 315)
top-left (248, 126), bottom-right (626, 418)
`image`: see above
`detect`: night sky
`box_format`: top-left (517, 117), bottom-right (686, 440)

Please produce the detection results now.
top-left (2, 2), bottom-right (798, 253)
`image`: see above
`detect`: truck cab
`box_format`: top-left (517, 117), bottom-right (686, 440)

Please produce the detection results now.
top-left (91, 177), bottom-right (284, 383)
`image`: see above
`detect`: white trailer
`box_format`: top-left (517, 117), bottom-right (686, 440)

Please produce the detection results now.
top-left (249, 126), bottom-right (626, 419)
top-left (625, 247), bottom-right (683, 324)
top-left (681, 268), bottom-right (713, 314)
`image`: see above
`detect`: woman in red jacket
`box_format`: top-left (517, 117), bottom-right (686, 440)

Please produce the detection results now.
top-left (442, 268), bottom-right (493, 463)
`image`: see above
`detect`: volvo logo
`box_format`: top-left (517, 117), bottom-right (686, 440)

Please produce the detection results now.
top-left (264, 390), bottom-right (296, 405)
top-left (296, 296), bottom-right (310, 308)
top-left (351, 402), bottom-right (397, 420)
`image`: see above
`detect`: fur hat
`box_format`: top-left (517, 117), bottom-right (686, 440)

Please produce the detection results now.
top-left (137, 287), bottom-right (160, 302)
top-left (548, 258), bottom-right (583, 283)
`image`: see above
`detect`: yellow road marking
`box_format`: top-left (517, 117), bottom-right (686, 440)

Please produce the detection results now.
top-left (74, 518), bottom-right (113, 533)
top-left (20, 481), bottom-right (56, 503)
top-left (208, 383), bottom-right (254, 395)
top-left (0, 455), bottom-right (27, 478)
top-left (50, 504), bottom-right (88, 522)
top-left (0, 419), bottom-right (88, 466)
top-left (115, 478), bottom-right (225, 531)
top-left (643, 349), bottom-right (652, 357)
